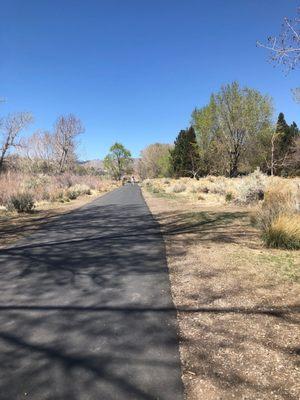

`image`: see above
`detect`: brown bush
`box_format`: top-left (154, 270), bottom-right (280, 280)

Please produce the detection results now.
top-left (255, 186), bottom-right (300, 249)
top-left (0, 172), bottom-right (116, 208)
top-left (263, 214), bottom-right (300, 249)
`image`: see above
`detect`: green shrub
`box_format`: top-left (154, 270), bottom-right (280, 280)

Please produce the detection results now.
top-left (225, 192), bottom-right (234, 202)
top-left (67, 184), bottom-right (91, 200)
top-left (24, 175), bottom-right (50, 190)
top-left (8, 192), bottom-right (35, 213)
top-left (50, 189), bottom-right (65, 202)
top-left (151, 187), bottom-right (160, 193)
top-left (67, 189), bottom-right (78, 200)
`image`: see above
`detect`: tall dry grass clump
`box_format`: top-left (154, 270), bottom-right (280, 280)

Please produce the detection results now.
top-left (264, 214), bottom-right (300, 249)
top-left (255, 184), bottom-right (300, 249)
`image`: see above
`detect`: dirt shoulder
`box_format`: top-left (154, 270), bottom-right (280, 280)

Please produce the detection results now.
top-left (143, 189), bottom-right (300, 400)
top-left (0, 191), bottom-right (106, 248)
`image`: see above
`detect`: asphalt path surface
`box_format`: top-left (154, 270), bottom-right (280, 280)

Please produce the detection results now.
top-left (0, 184), bottom-right (183, 400)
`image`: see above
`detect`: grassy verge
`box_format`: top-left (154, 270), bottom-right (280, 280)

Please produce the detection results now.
top-left (144, 185), bottom-right (177, 200)
top-left (142, 175), bottom-right (300, 250)
top-left (231, 250), bottom-right (300, 282)
top-left (143, 188), bottom-right (300, 400)
top-left (0, 190), bottom-right (106, 248)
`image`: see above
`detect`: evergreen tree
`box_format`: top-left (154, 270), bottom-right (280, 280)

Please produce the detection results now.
top-left (276, 112), bottom-right (289, 134)
top-left (288, 121), bottom-right (299, 144)
top-left (276, 113), bottom-right (300, 151)
top-left (273, 113), bottom-right (299, 175)
top-left (290, 121), bottom-right (299, 135)
top-left (170, 127), bottom-right (200, 178)
top-left (276, 113), bottom-right (290, 153)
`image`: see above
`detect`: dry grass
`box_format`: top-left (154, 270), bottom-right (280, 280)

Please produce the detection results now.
top-left (142, 171), bottom-right (299, 206)
top-left (264, 214), bottom-right (300, 250)
top-left (0, 171), bottom-right (118, 208)
top-left (0, 172), bottom-right (119, 247)
top-left (143, 173), bottom-right (300, 249)
top-left (143, 189), bottom-right (300, 400)
top-left (254, 185), bottom-right (300, 249)
top-left (0, 190), bottom-right (113, 248)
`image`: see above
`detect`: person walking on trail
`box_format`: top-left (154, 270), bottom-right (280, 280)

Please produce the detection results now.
top-left (131, 175), bottom-right (135, 185)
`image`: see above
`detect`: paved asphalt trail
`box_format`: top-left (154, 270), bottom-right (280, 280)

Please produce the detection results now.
top-left (0, 185), bottom-right (183, 400)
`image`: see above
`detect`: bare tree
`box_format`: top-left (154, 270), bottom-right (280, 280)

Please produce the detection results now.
top-left (257, 8), bottom-right (300, 72)
top-left (138, 143), bottom-right (172, 179)
top-left (259, 130), bottom-right (298, 176)
top-left (53, 114), bottom-right (84, 173)
top-left (0, 112), bottom-right (33, 171)
top-left (269, 131), bottom-right (288, 176)
top-left (18, 130), bottom-right (55, 172)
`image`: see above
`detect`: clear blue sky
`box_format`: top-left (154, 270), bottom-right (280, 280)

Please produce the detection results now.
top-left (1, 0), bottom-right (299, 160)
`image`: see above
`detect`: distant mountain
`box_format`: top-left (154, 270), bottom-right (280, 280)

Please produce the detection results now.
top-left (79, 159), bottom-right (104, 171)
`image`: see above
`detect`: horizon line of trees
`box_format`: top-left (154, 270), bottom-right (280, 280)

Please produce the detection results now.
top-left (138, 81), bottom-right (299, 179)
top-left (2, 81), bottom-right (299, 180)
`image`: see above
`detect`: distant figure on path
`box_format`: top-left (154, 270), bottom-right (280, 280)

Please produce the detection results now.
top-left (131, 175), bottom-right (135, 185)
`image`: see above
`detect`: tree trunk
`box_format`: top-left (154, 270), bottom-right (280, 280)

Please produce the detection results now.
top-left (59, 149), bottom-right (67, 173)
top-left (229, 147), bottom-right (240, 177)
top-left (0, 142), bottom-right (9, 172)
top-left (270, 134), bottom-right (275, 176)
top-left (229, 156), bottom-right (239, 177)
top-left (0, 154), bottom-right (5, 172)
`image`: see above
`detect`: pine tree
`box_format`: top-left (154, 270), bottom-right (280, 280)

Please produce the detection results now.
top-left (273, 113), bottom-right (299, 175)
top-left (170, 127), bottom-right (200, 178)
top-left (276, 113), bottom-right (299, 151)
top-left (276, 112), bottom-right (289, 134)
top-left (289, 121), bottom-right (299, 143)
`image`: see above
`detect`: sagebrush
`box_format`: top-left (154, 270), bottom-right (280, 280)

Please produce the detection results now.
top-left (0, 172), bottom-right (118, 212)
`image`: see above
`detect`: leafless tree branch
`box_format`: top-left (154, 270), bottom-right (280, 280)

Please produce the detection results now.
top-left (0, 112), bottom-right (33, 171)
top-left (257, 8), bottom-right (300, 72)
top-left (53, 114), bottom-right (84, 173)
